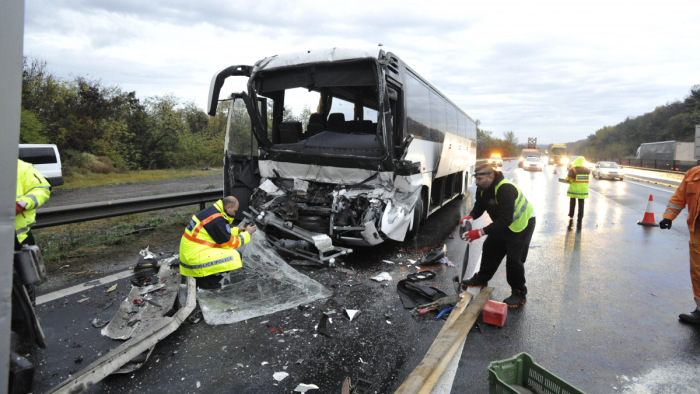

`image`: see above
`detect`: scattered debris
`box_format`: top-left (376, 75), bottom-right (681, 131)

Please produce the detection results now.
top-left (294, 383), bottom-right (319, 393)
top-left (344, 309), bottom-right (361, 321)
top-left (406, 271), bottom-right (436, 282)
top-left (273, 372), bottom-right (289, 382)
top-left (91, 318), bottom-right (109, 328)
top-left (382, 260), bottom-right (395, 264)
top-left (370, 272), bottom-right (392, 282)
top-left (106, 284), bottom-right (118, 293)
top-left (77, 297), bottom-right (90, 303)
top-left (417, 245), bottom-right (446, 266)
top-left (316, 313), bottom-right (332, 338)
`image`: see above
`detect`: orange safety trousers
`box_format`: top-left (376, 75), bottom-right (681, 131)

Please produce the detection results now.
top-left (688, 230), bottom-right (700, 308)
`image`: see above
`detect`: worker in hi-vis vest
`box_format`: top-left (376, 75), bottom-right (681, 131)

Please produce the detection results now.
top-left (565, 156), bottom-right (590, 222)
top-left (16, 159), bottom-right (51, 250)
top-left (179, 196), bottom-right (257, 289)
top-left (458, 164), bottom-right (536, 308)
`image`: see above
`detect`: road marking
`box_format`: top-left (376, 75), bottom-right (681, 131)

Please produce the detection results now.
top-left (626, 178), bottom-right (677, 193)
top-left (36, 269), bottom-right (135, 305)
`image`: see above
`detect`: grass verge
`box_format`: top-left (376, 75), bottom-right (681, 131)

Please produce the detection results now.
top-left (33, 205), bottom-right (201, 276)
top-left (60, 168), bottom-right (221, 190)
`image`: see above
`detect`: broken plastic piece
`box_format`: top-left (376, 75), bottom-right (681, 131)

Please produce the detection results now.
top-left (344, 309), bottom-right (360, 321)
top-left (294, 383), bottom-right (320, 393)
top-left (106, 284), bottom-right (117, 293)
top-left (273, 372), bottom-right (289, 382)
top-left (371, 272), bottom-right (392, 282)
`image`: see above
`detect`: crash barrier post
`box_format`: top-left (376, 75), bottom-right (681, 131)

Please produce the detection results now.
top-left (395, 287), bottom-right (494, 394)
top-left (637, 194), bottom-right (659, 227)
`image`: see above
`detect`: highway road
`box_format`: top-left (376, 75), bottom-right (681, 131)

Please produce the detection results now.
top-left (26, 161), bottom-right (700, 393)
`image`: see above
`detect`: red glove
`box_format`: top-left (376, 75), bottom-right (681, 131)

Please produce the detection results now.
top-left (459, 216), bottom-right (473, 226)
top-left (15, 201), bottom-right (26, 215)
top-left (463, 229), bottom-right (484, 242)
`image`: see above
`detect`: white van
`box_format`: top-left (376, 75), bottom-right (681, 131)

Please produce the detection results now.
top-left (18, 144), bottom-right (64, 187)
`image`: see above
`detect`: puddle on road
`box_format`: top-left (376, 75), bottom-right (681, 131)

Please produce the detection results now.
top-left (197, 233), bottom-right (332, 325)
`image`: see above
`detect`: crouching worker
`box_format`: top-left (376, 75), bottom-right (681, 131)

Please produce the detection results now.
top-left (179, 196), bottom-right (257, 289)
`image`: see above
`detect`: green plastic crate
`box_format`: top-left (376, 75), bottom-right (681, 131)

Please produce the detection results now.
top-left (488, 353), bottom-right (586, 394)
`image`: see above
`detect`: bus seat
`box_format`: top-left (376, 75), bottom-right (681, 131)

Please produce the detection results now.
top-left (279, 121), bottom-right (302, 143)
top-left (327, 113), bottom-right (346, 133)
top-left (306, 113), bottom-right (326, 137)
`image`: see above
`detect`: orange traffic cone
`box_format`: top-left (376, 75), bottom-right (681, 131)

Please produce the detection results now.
top-left (637, 194), bottom-right (658, 227)
top-left (553, 168), bottom-right (558, 174)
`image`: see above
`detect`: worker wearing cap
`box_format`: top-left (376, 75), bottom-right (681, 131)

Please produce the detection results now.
top-left (459, 164), bottom-right (536, 307)
top-left (179, 196), bottom-right (257, 289)
top-left (15, 159), bottom-right (51, 250)
top-left (565, 156), bottom-right (590, 223)
top-left (659, 165), bottom-right (700, 324)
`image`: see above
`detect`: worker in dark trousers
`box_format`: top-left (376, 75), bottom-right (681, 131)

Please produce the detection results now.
top-left (459, 164), bottom-right (536, 308)
top-left (660, 165), bottom-right (700, 324)
top-left (566, 156), bottom-right (590, 223)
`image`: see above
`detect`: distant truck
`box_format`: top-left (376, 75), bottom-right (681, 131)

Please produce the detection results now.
top-left (548, 143), bottom-right (568, 166)
top-left (518, 148), bottom-right (540, 168)
top-left (635, 141), bottom-right (696, 161)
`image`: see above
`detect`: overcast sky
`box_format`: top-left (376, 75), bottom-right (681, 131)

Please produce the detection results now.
top-left (23, 0), bottom-right (700, 145)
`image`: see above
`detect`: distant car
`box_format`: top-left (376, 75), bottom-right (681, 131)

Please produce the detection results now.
top-left (488, 153), bottom-right (503, 168)
top-left (592, 161), bottom-right (624, 181)
top-left (522, 156), bottom-right (544, 172)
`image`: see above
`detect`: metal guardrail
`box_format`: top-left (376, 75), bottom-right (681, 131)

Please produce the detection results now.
top-left (34, 189), bottom-right (223, 229)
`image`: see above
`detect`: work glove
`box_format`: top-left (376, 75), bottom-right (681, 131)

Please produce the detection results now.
top-left (459, 215), bottom-right (473, 226)
top-left (15, 201), bottom-right (26, 215)
top-left (462, 228), bottom-right (484, 242)
top-left (659, 219), bottom-right (672, 230)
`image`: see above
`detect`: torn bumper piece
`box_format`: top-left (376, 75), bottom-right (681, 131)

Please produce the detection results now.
top-left (47, 261), bottom-right (197, 394)
top-left (247, 207), bottom-right (352, 266)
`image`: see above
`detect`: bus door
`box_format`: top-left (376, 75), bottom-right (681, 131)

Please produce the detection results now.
top-left (224, 94), bottom-right (267, 218)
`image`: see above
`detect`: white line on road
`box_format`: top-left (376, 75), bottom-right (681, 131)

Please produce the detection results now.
top-left (626, 178), bottom-right (677, 194)
top-left (36, 269), bottom-right (135, 305)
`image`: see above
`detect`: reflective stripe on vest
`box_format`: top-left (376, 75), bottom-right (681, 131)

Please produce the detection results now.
top-left (182, 213), bottom-right (243, 249)
top-left (493, 179), bottom-right (534, 233)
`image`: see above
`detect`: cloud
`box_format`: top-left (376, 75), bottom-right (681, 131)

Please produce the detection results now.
top-left (23, 0), bottom-right (700, 144)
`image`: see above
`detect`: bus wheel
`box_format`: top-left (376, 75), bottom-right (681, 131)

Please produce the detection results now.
top-left (406, 195), bottom-right (423, 239)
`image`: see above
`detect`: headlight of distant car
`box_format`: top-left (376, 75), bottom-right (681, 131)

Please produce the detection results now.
top-left (519, 157), bottom-right (524, 162)
top-left (561, 158), bottom-right (569, 165)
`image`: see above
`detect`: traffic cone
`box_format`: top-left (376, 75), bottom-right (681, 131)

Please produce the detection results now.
top-left (553, 168), bottom-right (558, 174)
top-left (637, 194), bottom-right (658, 227)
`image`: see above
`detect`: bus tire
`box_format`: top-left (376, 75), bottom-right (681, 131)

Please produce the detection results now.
top-left (407, 195), bottom-right (423, 239)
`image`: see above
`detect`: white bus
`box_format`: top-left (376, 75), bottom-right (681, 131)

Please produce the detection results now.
top-left (207, 48), bottom-right (477, 265)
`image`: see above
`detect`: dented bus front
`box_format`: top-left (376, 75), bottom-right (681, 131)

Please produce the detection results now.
top-left (208, 48), bottom-right (475, 265)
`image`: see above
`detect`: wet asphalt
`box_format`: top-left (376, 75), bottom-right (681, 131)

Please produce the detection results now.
top-left (28, 161), bottom-right (700, 393)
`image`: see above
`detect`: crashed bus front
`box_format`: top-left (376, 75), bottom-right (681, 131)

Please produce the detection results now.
top-left (208, 48), bottom-right (476, 265)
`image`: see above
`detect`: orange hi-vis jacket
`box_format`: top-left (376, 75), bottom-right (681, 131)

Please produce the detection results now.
top-left (179, 199), bottom-right (251, 277)
top-left (664, 166), bottom-right (700, 232)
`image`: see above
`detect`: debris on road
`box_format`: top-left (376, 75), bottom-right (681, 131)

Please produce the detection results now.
top-left (371, 272), bottom-right (392, 282)
top-left (294, 383), bottom-right (319, 392)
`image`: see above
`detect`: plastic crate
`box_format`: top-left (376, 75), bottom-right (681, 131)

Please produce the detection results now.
top-left (488, 353), bottom-right (585, 394)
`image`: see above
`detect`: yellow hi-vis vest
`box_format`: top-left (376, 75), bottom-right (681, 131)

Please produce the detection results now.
top-left (493, 179), bottom-right (534, 233)
top-left (566, 167), bottom-right (590, 199)
top-left (16, 159), bottom-right (51, 243)
top-left (178, 200), bottom-right (251, 277)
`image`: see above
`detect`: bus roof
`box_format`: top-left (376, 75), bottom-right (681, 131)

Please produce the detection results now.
top-left (255, 48), bottom-right (380, 72)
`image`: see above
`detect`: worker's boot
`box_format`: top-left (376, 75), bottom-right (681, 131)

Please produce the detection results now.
top-left (679, 308), bottom-right (700, 324)
top-left (503, 289), bottom-right (527, 308)
top-left (461, 273), bottom-right (487, 289)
